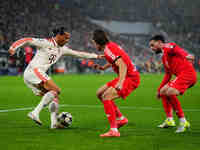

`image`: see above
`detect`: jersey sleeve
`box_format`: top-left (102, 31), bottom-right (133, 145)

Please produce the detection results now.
top-left (10, 38), bottom-right (48, 51)
top-left (164, 43), bottom-right (189, 58)
top-left (62, 46), bottom-right (98, 59)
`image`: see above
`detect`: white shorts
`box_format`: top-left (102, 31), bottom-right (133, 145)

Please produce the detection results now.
top-left (24, 67), bottom-right (50, 96)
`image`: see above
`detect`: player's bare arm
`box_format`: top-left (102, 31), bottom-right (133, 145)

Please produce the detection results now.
top-left (62, 47), bottom-right (100, 59)
top-left (115, 58), bottom-right (127, 90)
top-left (93, 63), bottom-right (111, 70)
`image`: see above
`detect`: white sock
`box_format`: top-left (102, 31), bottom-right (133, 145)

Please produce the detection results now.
top-left (117, 116), bottom-right (125, 120)
top-left (179, 117), bottom-right (186, 123)
top-left (111, 128), bottom-right (118, 132)
top-left (49, 101), bottom-right (59, 127)
top-left (50, 112), bottom-right (57, 127)
top-left (32, 91), bottom-right (56, 116)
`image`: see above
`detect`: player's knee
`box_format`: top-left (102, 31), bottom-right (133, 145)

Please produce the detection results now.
top-left (96, 91), bottom-right (102, 100)
top-left (52, 88), bottom-right (61, 95)
top-left (160, 87), bottom-right (167, 95)
top-left (37, 92), bottom-right (45, 97)
top-left (102, 93), bottom-right (112, 100)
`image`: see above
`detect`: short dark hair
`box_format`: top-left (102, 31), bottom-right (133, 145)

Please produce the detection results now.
top-left (149, 35), bottom-right (165, 43)
top-left (52, 27), bottom-right (65, 36)
top-left (92, 29), bottom-right (109, 46)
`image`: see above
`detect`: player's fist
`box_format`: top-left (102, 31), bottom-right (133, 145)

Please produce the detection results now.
top-left (92, 63), bottom-right (103, 70)
top-left (156, 92), bottom-right (161, 99)
top-left (115, 82), bottom-right (122, 91)
top-left (8, 48), bottom-right (15, 56)
top-left (97, 54), bottom-right (105, 59)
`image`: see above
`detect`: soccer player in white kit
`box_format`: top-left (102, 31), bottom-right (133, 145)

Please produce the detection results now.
top-left (9, 27), bottom-right (101, 128)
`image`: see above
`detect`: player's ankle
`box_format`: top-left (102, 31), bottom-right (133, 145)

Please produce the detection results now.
top-left (179, 117), bottom-right (186, 123)
top-left (110, 128), bottom-right (118, 132)
top-left (167, 117), bottom-right (173, 121)
top-left (117, 116), bottom-right (125, 120)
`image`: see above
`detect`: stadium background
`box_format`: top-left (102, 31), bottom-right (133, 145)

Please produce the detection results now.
top-left (0, 0), bottom-right (200, 75)
top-left (0, 1), bottom-right (199, 150)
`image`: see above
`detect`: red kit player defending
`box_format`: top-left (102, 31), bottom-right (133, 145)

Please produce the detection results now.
top-left (92, 30), bottom-right (140, 137)
top-left (149, 35), bottom-right (197, 133)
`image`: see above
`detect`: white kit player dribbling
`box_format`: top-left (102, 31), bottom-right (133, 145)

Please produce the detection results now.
top-left (9, 27), bottom-right (101, 128)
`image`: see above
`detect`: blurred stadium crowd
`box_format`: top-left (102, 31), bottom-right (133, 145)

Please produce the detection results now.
top-left (0, 0), bottom-right (200, 75)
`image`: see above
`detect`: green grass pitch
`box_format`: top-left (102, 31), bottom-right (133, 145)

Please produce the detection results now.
top-left (0, 74), bottom-right (199, 150)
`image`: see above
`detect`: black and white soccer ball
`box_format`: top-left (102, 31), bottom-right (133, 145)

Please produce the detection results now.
top-left (57, 112), bottom-right (72, 127)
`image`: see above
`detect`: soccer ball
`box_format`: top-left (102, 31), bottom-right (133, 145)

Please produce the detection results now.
top-left (57, 112), bottom-right (72, 127)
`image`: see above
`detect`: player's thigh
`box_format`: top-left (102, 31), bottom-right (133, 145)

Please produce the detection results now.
top-left (165, 75), bottom-right (194, 96)
top-left (160, 84), bottom-right (170, 95)
top-left (96, 84), bottom-right (109, 98)
top-left (165, 87), bottom-right (180, 96)
top-left (24, 79), bottom-right (45, 96)
top-left (102, 87), bottom-right (120, 100)
top-left (43, 79), bottom-right (61, 94)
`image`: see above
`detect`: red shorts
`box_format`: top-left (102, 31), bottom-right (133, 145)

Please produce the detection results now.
top-left (168, 70), bottom-right (197, 94)
top-left (107, 74), bottom-right (140, 99)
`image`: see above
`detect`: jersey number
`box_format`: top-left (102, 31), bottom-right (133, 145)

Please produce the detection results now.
top-left (49, 54), bottom-right (57, 64)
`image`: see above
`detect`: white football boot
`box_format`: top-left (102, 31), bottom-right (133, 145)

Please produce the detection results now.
top-left (27, 112), bottom-right (42, 126)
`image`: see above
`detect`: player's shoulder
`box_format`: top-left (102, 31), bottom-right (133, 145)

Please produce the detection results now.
top-left (163, 42), bottom-right (176, 49)
top-left (106, 42), bottom-right (117, 49)
top-left (107, 42), bottom-right (123, 52)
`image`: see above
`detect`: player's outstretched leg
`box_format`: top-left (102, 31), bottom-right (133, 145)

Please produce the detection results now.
top-left (111, 101), bottom-right (128, 129)
top-left (100, 100), bottom-right (120, 137)
top-left (158, 95), bottom-right (176, 128)
top-left (169, 95), bottom-right (190, 133)
top-left (27, 90), bottom-right (57, 126)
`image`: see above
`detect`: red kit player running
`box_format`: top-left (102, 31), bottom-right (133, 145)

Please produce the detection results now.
top-left (92, 30), bottom-right (140, 137)
top-left (149, 35), bottom-right (197, 133)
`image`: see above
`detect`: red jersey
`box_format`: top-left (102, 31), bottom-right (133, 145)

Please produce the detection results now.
top-left (158, 43), bottom-right (196, 91)
top-left (104, 42), bottom-right (138, 77)
top-left (162, 43), bottom-right (195, 75)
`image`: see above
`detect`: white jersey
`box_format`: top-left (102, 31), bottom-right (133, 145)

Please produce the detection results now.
top-left (11, 37), bottom-right (98, 73)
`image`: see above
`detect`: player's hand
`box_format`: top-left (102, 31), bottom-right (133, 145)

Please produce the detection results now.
top-left (92, 64), bottom-right (103, 70)
top-left (115, 82), bottom-right (123, 91)
top-left (97, 54), bottom-right (105, 59)
top-left (8, 48), bottom-right (15, 56)
top-left (157, 92), bottom-right (161, 99)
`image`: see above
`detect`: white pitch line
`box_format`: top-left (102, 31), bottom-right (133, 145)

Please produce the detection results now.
top-left (0, 104), bottom-right (199, 113)
top-left (0, 107), bottom-right (33, 113)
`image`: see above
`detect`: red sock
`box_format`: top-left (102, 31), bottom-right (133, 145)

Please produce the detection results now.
top-left (169, 95), bottom-right (184, 118)
top-left (102, 100), bottom-right (117, 128)
top-left (111, 101), bottom-right (123, 118)
top-left (161, 95), bottom-right (173, 118)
